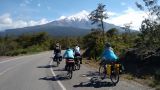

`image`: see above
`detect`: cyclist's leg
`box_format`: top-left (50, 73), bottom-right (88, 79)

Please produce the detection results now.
top-left (72, 62), bottom-right (75, 71)
top-left (65, 60), bottom-right (68, 70)
top-left (80, 56), bottom-right (82, 64)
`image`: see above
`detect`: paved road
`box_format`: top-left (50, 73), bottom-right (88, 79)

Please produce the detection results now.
top-left (0, 51), bottom-right (154, 90)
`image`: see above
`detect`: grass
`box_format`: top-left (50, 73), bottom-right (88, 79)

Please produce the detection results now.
top-left (83, 58), bottom-right (100, 69)
top-left (82, 58), bottom-right (156, 89)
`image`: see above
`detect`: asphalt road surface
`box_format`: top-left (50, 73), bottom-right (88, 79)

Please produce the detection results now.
top-left (0, 51), bottom-right (154, 90)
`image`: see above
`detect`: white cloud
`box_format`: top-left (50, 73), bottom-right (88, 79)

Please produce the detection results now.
top-left (39, 18), bottom-right (49, 24)
top-left (13, 20), bottom-right (28, 28)
top-left (0, 13), bottom-right (12, 24)
top-left (28, 20), bottom-right (38, 26)
top-left (58, 16), bottom-right (66, 20)
top-left (107, 11), bottom-right (117, 17)
top-left (28, 18), bottom-right (49, 26)
top-left (106, 7), bottom-right (147, 30)
top-left (0, 13), bottom-right (50, 31)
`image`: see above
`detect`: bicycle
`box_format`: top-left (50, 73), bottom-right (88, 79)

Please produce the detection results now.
top-left (53, 56), bottom-right (62, 67)
top-left (74, 56), bottom-right (81, 70)
top-left (65, 59), bottom-right (75, 79)
top-left (99, 61), bottom-right (122, 85)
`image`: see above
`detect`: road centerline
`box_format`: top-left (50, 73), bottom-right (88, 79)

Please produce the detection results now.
top-left (49, 60), bottom-right (67, 90)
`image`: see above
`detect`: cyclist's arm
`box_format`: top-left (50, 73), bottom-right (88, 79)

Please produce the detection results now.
top-left (63, 50), bottom-right (67, 58)
top-left (100, 50), bottom-right (106, 59)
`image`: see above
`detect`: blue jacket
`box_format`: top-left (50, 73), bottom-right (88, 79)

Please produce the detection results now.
top-left (63, 49), bottom-right (74, 58)
top-left (101, 48), bottom-right (118, 61)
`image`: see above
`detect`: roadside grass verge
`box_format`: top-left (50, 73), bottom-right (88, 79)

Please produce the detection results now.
top-left (82, 58), bottom-right (157, 89)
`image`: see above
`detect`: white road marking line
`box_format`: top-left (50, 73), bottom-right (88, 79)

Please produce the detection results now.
top-left (50, 60), bottom-right (66, 90)
top-left (86, 77), bottom-right (91, 80)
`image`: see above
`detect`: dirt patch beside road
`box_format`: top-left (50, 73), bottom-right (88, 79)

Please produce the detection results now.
top-left (0, 56), bottom-right (14, 62)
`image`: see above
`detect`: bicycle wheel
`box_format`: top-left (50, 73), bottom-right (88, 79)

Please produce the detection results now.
top-left (56, 59), bottom-right (60, 67)
top-left (77, 62), bottom-right (80, 70)
top-left (77, 60), bottom-right (80, 70)
top-left (99, 65), bottom-right (106, 80)
top-left (110, 69), bottom-right (119, 84)
top-left (67, 65), bottom-right (73, 79)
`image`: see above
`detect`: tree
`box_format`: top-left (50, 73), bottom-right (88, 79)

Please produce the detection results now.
top-left (88, 3), bottom-right (108, 43)
top-left (107, 28), bottom-right (119, 37)
top-left (122, 22), bottom-right (132, 34)
top-left (136, 0), bottom-right (160, 48)
top-left (83, 29), bottom-right (104, 59)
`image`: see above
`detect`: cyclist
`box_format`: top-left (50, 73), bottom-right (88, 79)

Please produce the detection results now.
top-left (53, 43), bottom-right (62, 61)
top-left (100, 43), bottom-right (118, 79)
top-left (74, 45), bottom-right (82, 64)
top-left (63, 46), bottom-right (75, 70)
top-left (100, 42), bottom-right (118, 65)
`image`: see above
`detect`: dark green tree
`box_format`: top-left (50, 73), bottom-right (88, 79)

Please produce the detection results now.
top-left (136, 0), bottom-right (160, 48)
top-left (107, 28), bottom-right (119, 37)
top-left (88, 3), bottom-right (108, 43)
top-left (83, 29), bottom-right (104, 59)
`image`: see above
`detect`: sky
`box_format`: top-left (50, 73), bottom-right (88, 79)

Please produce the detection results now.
top-left (0, 0), bottom-right (159, 31)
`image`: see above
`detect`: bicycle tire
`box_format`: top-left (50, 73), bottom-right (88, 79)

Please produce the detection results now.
top-left (110, 68), bottom-right (119, 84)
top-left (99, 65), bottom-right (106, 80)
top-left (67, 65), bottom-right (73, 79)
top-left (56, 59), bottom-right (60, 67)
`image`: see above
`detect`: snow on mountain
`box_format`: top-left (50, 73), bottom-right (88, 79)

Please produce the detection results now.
top-left (50, 10), bottom-right (125, 31)
top-left (57, 10), bottom-right (89, 22)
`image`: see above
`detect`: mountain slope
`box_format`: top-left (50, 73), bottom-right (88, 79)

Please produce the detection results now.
top-left (1, 25), bottom-right (90, 37)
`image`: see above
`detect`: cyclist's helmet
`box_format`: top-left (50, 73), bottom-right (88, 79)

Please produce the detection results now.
top-left (66, 46), bottom-right (70, 50)
top-left (105, 42), bottom-right (111, 47)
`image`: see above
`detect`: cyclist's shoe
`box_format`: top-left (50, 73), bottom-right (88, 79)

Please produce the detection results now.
top-left (80, 59), bottom-right (82, 64)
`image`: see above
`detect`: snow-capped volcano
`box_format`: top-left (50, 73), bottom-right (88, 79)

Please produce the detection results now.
top-left (48, 10), bottom-right (93, 29)
top-left (48, 10), bottom-right (123, 31)
top-left (58, 10), bottom-right (89, 22)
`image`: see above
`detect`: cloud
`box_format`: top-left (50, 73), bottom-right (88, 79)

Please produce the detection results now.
top-left (106, 7), bottom-right (147, 30)
top-left (39, 18), bottom-right (49, 24)
top-left (0, 13), bottom-right (50, 31)
top-left (58, 16), bottom-right (66, 20)
top-left (0, 13), bottom-right (12, 24)
top-left (107, 11), bottom-right (117, 17)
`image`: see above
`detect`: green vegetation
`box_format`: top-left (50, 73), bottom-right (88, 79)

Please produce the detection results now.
top-left (83, 28), bottom-right (136, 60)
top-left (0, 32), bottom-right (83, 56)
top-left (83, 1), bottom-right (160, 89)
